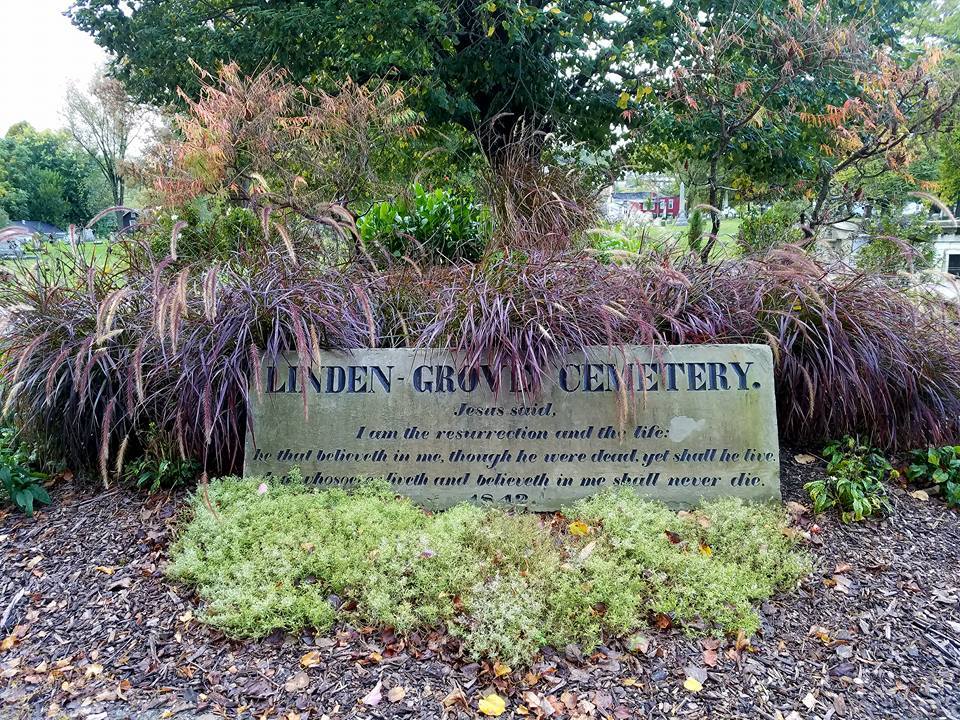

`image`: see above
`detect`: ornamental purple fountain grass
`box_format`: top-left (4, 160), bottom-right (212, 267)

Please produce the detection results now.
top-left (2, 242), bottom-right (959, 480)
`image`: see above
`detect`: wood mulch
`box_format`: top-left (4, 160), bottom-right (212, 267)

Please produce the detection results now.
top-left (1, 452), bottom-right (959, 720)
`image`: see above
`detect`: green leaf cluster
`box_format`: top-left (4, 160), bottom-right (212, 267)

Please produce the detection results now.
top-left (906, 446), bottom-right (960, 507)
top-left (358, 184), bottom-right (490, 264)
top-left (0, 426), bottom-right (49, 516)
top-left (169, 477), bottom-right (809, 666)
top-left (805, 436), bottom-right (894, 522)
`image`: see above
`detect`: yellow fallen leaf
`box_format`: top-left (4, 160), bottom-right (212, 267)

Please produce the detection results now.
top-left (0, 635), bottom-right (16, 652)
top-left (698, 543), bottom-right (713, 557)
top-left (683, 677), bottom-right (703, 693)
top-left (568, 520), bottom-right (590, 537)
top-left (478, 693), bottom-right (507, 716)
top-left (300, 650), bottom-right (322, 668)
top-left (95, 566), bottom-right (116, 575)
top-left (493, 660), bottom-right (511, 677)
top-left (910, 489), bottom-right (929, 501)
top-left (177, 610), bottom-right (193, 624)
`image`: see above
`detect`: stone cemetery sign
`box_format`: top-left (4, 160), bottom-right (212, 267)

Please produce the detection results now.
top-left (244, 345), bottom-right (780, 509)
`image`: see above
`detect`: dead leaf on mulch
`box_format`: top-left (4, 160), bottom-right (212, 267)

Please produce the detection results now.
top-left (284, 671), bottom-right (309, 692)
top-left (361, 679), bottom-right (383, 706)
top-left (299, 650), bottom-right (322, 668)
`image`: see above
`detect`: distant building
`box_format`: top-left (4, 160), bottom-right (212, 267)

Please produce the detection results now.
top-left (643, 193), bottom-right (683, 219)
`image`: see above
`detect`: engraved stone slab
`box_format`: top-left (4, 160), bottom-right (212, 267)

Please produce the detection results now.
top-left (244, 344), bottom-right (780, 509)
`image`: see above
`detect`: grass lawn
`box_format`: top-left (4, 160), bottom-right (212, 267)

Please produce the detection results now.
top-left (1, 241), bottom-right (119, 274)
top-left (591, 218), bottom-right (743, 259)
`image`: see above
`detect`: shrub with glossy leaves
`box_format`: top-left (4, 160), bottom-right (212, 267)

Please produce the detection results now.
top-left (358, 184), bottom-right (490, 264)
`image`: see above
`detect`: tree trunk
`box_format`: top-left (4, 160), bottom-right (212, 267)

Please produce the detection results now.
top-left (700, 155), bottom-right (721, 262)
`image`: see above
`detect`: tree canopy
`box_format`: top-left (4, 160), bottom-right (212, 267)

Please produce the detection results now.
top-left (69, 0), bottom-right (919, 163)
top-left (0, 123), bottom-right (97, 228)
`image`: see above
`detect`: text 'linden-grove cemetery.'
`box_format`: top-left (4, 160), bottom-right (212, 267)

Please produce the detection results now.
top-left (247, 346), bottom-right (779, 508)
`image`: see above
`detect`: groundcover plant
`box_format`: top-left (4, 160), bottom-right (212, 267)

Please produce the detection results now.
top-left (167, 477), bottom-right (810, 666)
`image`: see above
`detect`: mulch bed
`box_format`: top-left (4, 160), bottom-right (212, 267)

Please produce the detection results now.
top-left (1, 452), bottom-right (959, 720)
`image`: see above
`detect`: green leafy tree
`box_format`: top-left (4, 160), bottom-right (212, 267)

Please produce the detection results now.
top-left (69, 0), bottom-right (681, 164)
top-left (941, 127), bottom-right (960, 211)
top-left (0, 123), bottom-right (96, 228)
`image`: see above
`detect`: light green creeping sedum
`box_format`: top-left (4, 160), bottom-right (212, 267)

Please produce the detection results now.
top-left (168, 476), bottom-right (810, 666)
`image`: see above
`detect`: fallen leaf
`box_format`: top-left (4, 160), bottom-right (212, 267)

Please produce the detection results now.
top-left (493, 660), bottom-right (511, 677)
top-left (834, 562), bottom-right (853, 574)
top-left (284, 672), bottom-right (309, 692)
top-left (809, 625), bottom-right (832, 644)
top-left (653, 613), bottom-right (673, 630)
top-left (703, 649), bottom-right (718, 667)
top-left (577, 540), bottom-right (597, 562)
top-left (361, 680), bottom-right (383, 706)
top-left (387, 686), bottom-right (406, 702)
top-left (478, 693), bottom-right (507, 716)
top-left (568, 521), bottom-right (590, 537)
top-left (802, 692), bottom-right (817, 710)
top-left (442, 687), bottom-right (468, 708)
top-left (683, 677), bottom-right (703, 693)
top-left (85, 663), bottom-right (103, 678)
top-left (794, 453), bottom-right (817, 464)
top-left (910, 489), bottom-right (929, 501)
top-left (94, 566), bottom-right (116, 575)
top-left (300, 650), bottom-right (322, 668)
top-left (664, 529), bottom-right (683, 544)
top-left (625, 633), bottom-right (649, 654)
top-left (698, 542), bottom-right (713, 557)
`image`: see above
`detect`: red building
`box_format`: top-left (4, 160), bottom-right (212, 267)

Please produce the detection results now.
top-left (645, 194), bottom-right (682, 218)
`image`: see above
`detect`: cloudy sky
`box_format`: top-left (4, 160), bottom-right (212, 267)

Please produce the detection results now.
top-left (1, 1), bottom-right (107, 135)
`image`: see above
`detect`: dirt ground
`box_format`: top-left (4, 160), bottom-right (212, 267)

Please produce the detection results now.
top-left (1, 452), bottom-right (959, 720)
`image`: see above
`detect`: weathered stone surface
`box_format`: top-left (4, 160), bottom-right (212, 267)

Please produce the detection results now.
top-left (244, 344), bottom-right (780, 509)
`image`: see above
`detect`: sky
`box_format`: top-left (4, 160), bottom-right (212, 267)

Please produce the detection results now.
top-left (0, 1), bottom-right (107, 136)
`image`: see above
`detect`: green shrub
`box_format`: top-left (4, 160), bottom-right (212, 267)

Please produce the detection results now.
top-left (169, 478), bottom-right (810, 666)
top-left (687, 208), bottom-right (704, 252)
top-left (856, 213), bottom-right (938, 274)
top-left (0, 426), bottom-right (49, 516)
top-left (805, 436), bottom-right (893, 522)
top-left (358, 184), bottom-right (490, 264)
top-left (148, 198), bottom-right (263, 264)
top-left (737, 201), bottom-right (803, 255)
top-left (905, 446), bottom-right (960, 507)
top-left (122, 423), bottom-right (200, 493)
